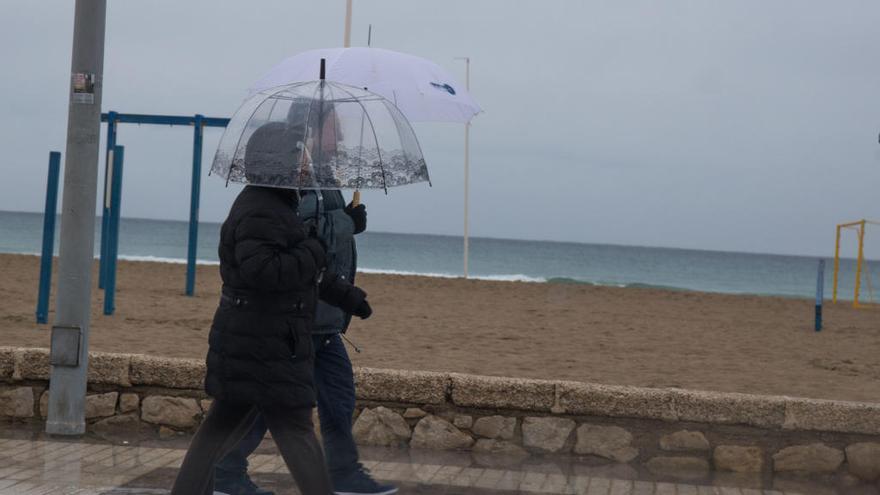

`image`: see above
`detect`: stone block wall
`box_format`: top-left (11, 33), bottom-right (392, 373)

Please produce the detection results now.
top-left (2, 346), bottom-right (880, 486)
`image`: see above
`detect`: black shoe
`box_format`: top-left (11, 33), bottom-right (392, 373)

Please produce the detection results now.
top-left (213, 472), bottom-right (275, 495)
top-left (333, 466), bottom-right (398, 495)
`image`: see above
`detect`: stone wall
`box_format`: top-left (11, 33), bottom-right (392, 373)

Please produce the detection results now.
top-left (2, 347), bottom-right (880, 486)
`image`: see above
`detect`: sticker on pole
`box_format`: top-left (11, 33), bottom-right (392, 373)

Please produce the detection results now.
top-left (71, 73), bottom-right (95, 104)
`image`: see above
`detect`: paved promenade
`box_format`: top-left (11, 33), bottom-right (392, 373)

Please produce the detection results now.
top-left (0, 431), bottom-right (818, 495)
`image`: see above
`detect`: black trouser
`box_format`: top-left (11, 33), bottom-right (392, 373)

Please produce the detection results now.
top-left (170, 399), bottom-right (331, 495)
top-left (218, 334), bottom-right (360, 481)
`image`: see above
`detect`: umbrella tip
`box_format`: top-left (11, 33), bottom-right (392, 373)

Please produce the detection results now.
top-left (320, 58), bottom-right (326, 80)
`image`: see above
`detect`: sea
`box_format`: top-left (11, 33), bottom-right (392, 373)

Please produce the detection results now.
top-left (1, 210), bottom-right (877, 301)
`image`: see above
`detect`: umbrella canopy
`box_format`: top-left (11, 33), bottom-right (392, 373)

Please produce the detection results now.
top-left (211, 79), bottom-right (430, 191)
top-left (249, 47), bottom-right (481, 124)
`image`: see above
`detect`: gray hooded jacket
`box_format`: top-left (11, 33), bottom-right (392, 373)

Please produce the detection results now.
top-left (298, 189), bottom-right (359, 334)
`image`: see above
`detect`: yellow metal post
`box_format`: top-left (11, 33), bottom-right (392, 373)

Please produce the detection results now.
top-left (854, 220), bottom-right (866, 308)
top-left (833, 224), bottom-right (841, 303)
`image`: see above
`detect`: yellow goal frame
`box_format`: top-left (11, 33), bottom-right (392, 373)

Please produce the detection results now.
top-left (833, 219), bottom-right (878, 308)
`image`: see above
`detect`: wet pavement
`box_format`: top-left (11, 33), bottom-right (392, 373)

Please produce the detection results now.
top-left (0, 424), bottom-right (839, 494)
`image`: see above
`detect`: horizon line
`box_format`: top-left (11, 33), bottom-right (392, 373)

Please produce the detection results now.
top-left (1, 208), bottom-right (873, 263)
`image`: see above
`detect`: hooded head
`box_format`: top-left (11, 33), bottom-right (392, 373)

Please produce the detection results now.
top-left (243, 121), bottom-right (306, 187)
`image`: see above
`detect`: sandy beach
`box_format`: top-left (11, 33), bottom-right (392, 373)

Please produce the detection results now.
top-left (1, 253), bottom-right (878, 402)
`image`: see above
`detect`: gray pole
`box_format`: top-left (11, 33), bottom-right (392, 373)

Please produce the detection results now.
top-left (46, 0), bottom-right (107, 436)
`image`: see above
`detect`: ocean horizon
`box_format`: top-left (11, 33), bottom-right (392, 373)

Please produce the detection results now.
top-left (1, 209), bottom-right (877, 301)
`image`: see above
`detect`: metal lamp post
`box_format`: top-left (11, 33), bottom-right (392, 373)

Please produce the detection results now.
top-left (46, 0), bottom-right (107, 436)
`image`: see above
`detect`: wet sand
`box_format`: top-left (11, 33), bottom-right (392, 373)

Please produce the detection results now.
top-left (1, 253), bottom-right (879, 402)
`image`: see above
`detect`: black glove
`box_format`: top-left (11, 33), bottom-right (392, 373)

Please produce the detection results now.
top-left (353, 299), bottom-right (372, 319)
top-left (341, 285), bottom-right (372, 319)
top-left (345, 203), bottom-right (367, 234)
top-left (299, 237), bottom-right (326, 270)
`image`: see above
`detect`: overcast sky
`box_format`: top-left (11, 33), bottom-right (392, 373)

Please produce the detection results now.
top-left (2, 1), bottom-right (879, 258)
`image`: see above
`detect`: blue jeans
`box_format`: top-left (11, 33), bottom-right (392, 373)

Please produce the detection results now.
top-left (216, 333), bottom-right (359, 480)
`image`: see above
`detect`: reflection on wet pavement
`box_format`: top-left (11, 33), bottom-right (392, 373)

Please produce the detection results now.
top-left (0, 425), bottom-right (834, 494)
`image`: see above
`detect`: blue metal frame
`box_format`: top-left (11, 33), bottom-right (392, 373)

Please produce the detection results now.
top-left (36, 152), bottom-right (61, 324)
top-left (97, 112), bottom-right (229, 299)
top-left (98, 111), bottom-right (117, 289)
top-left (101, 113), bottom-right (229, 127)
top-left (103, 146), bottom-right (124, 315)
top-left (815, 259), bottom-right (825, 332)
top-left (186, 115), bottom-right (204, 296)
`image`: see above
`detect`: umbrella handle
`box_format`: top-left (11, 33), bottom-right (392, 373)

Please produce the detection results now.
top-left (352, 190), bottom-right (361, 207)
top-left (298, 141), bottom-right (313, 164)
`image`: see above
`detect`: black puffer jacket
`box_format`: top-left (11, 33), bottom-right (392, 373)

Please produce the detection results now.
top-left (205, 185), bottom-right (366, 408)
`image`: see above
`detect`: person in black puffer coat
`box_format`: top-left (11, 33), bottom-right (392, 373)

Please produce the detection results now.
top-left (216, 102), bottom-right (392, 495)
top-left (171, 122), bottom-right (371, 495)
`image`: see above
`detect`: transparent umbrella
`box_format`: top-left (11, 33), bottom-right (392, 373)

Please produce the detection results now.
top-left (211, 67), bottom-right (429, 192)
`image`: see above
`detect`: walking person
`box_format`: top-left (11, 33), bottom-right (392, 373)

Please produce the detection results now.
top-left (171, 121), bottom-right (373, 495)
top-left (214, 105), bottom-right (396, 495)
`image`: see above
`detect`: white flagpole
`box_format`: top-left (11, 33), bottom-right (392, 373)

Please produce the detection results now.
top-left (344, 0), bottom-right (363, 207)
top-left (343, 0), bottom-right (353, 48)
top-left (455, 57), bottom-right (471, 278)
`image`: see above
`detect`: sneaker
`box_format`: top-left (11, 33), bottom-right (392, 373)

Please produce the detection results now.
top-left (213, 472), bottom-right (275, 495)
top-left (333, 466), bottom-right (398, 495)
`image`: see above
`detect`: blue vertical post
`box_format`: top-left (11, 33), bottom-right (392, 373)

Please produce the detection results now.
top-left (185, 115), bottom-right (204, 296)
top-left (103, 146), bottom-right (124, 315)
top-left (36, 152), bottom-right (62, 324)
top-left (98, 111), bottom-right (117, 289)
top-left (815, 259), bottom-right (825, 332)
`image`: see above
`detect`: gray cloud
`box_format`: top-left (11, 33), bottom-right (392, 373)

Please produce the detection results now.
top-left (2, 0), bottom-right (878, 258)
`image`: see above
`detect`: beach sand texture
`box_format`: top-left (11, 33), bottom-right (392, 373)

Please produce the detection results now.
top-left (2, 253), bottom-right (879, 402)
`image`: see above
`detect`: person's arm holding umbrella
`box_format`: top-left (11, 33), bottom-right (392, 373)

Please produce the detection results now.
top-left (231, 204), bottom-right (371, 319)
top-left (344, 201), bottom-right (367, 235)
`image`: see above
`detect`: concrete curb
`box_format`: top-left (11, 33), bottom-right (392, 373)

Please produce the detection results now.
top-left (3, 346), bottom-right (879, 435)
top-left (5, 346), bottom-right (880, 482)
